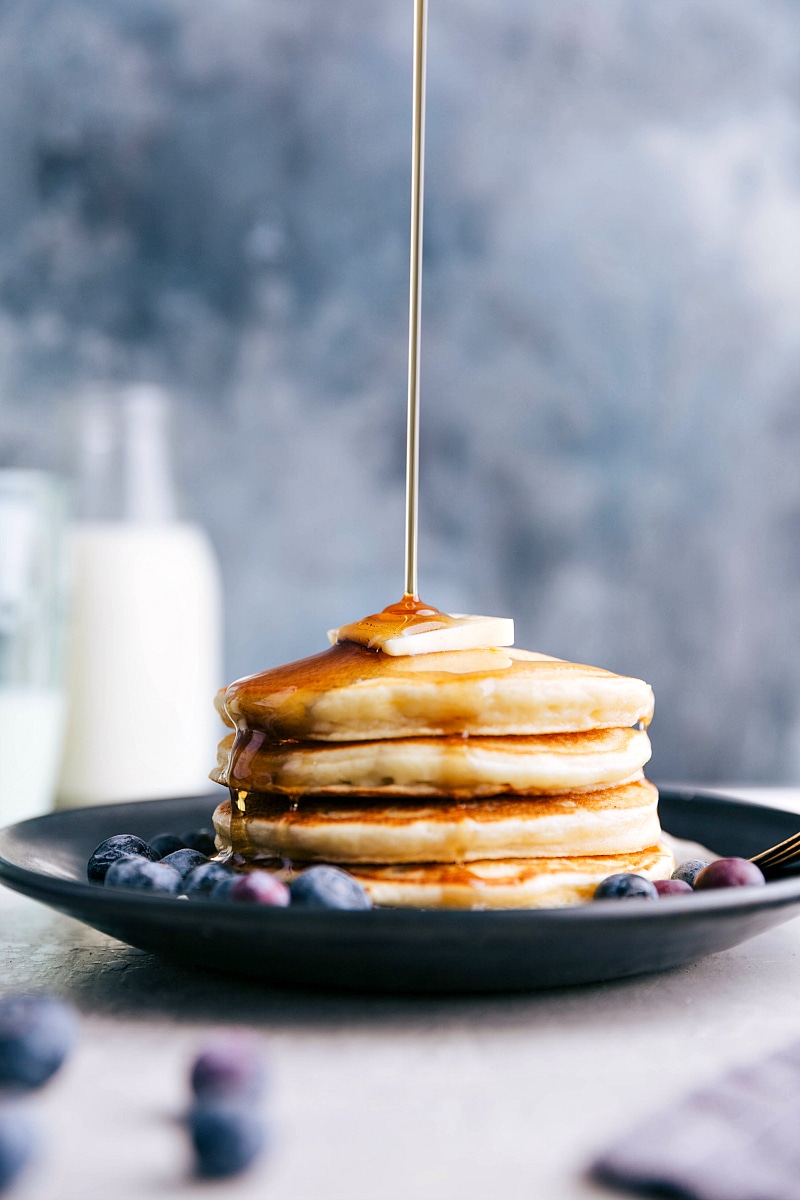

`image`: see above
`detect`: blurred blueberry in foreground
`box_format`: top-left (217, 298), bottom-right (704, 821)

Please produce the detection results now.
top-left (87, 835), bottom-right (157, 883)
top-left (189, 1104), bottom-right (266, 1178)
top-left (693, 858), bottom-right (766, 890)
top-left (671, 859), bottom-right (709, 887)
top-left (0, 994), bottom-right (77, 1090)
top-left (159, 849), bottom-right (209, 880)
top-left (180, 829), bottom-right (217, 857)
top-left (593, 874), bottom-right (658, 901)
top-left (104, 858), bottom-right (182, 895)
top-left (191, 1036), bottom-right (266, 1104)
top-left (148, 833), bottom-right (185, 860)
top-left (654, 879), bottom-right (693, 896)
top-left (184, 862), bottom-right (234, 899)
top-left (289, 865), bottom-right (372, 910)
top-left (0, 1109), bottom-right (37, 1191)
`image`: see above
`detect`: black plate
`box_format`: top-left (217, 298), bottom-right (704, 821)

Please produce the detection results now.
top-left (1, 789), bottom-right (799, 993)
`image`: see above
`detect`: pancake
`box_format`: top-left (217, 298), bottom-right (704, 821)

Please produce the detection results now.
top-left (212, 726), bottom-right (651, 797)
top-left (212, 778), bottom-right (659, 863)
top-left (222, 642), bottom-right (654, 742)
top-left (346, 844), bottom-right (674, 909)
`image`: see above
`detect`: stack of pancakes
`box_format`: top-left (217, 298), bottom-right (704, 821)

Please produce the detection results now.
top-left (211, 640), bottom-right (671, 908)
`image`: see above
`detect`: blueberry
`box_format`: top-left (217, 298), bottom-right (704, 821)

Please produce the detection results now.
top-left (694, 858), bottom-right (766, 891)
top-left (184, 862), bottom-right (235, 899)
top-left (104, 858), bottom-right (182, 895)
top-left (149, 833), bottom-right (185, 860)
top-left (289, 865), bottom-right (372, 910)
top-left (208, 875), bottom-right (238, 901)
top-left (191, 1036), bottom-right (266, 1103)
top-left (87, 835), bottom-right (157, 883)
top-left (0, 1109), bottom-right (37, 1190)
top-left (593, 873), bottom-right (659, 901)
top-left (180, 829), bottom-right (217, 857)
top-left (654, 879), bottom-right (693, 896)
top-left (159, 849), bottom-right (209, 881)
top-left (671, 859), bottom-right (709, 888)
top-left (215, 872), bottom-right (290, 907)
top-left (0, 994), bottom-right (77, 1089)
top-left (189, 1104), bottom-right (266, 1179)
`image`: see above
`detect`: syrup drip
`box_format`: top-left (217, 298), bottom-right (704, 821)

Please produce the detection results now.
top-left (227, 788), bottom-right (249, 858)
top-left (336, 595), bottom-right (458, 649)
top-left (223, 720), bottom-right (254, 859)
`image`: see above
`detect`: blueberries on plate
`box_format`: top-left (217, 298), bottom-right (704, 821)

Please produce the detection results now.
top-left (593, 873), bottom-right (659, 901)
top-left (180, 829), bottom-right (217, 858)
top-left (87, 825), bottom-right (376, 911)
top-left (208, 875), bottom-right (238, 901)
top-left (87, 835), bottom-right (157, 883)
top-left (104, 858), bottom-right (182, 895)
top-left (0, 1109), bottom-right (38, 1191)
top-left (148, 833), bottom-right (185, 860)
top-left (190, 1037), bottom-right (265, 1104)
top-left (188, 1104), bottom-right (266, 1179)
top-left (693, 858), bottom-right (766, 891)
top-left (671, 859), bottom-right (709, 888)
top-left (183, 861), bottom-right (235, 899)
top-left (654, 879), bottom-right (693, 896)
top-left (289, 865), bottom-right (372, 910)
top-left (159, 849), bottom-right (209, 881)
top-left (0, 994), bottom-right (77, 1090)
top-left (214, 872), bottom-right (290, 907)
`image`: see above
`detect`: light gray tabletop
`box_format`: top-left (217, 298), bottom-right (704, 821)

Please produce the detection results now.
top-left (2, 786), bottom-right (800, 1200)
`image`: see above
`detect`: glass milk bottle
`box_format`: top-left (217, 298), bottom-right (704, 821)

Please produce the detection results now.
top-left (0, 471), bottom-right (68, 821)
top-left (56, 385), bottom-right (223, 806)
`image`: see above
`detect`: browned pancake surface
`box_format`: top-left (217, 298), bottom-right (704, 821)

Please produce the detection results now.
top-left (212, 726), bottom-right (652, 797)
top-left (222, 643), bottom-right (654, 742)
top-left (212, 779), bottom-right (661, 863)
top-left (214, 778), bottom-right (655, 824)
top-left (346, 843), bottom-right (674, 908)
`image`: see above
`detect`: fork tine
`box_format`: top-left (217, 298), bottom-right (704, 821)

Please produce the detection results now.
top-left (757, 850), bottom-right (800, 871)
top-left (752, 847), bottom-right (791, 868)
top-left (762, 848), bottom-right (800, 870)
top-left (765, 837), bottom-right (800, 866)
top-left (751, 832), bottom-right (800, 869)
top-left (758, 831), bottom-right (800, 856)
top-left (751, 833), bottom-right (800, 864)
top-left (751, 846), bottom-right (800, 870)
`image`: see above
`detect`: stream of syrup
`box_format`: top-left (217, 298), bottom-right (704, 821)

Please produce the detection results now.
top-left (225, 0), bottom-right (432, 859)
top-left (405, 0), bottom-right (428, 603)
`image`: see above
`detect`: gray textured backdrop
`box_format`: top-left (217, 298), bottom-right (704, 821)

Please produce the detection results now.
top-left (2, 0), bottom-right (800, 783)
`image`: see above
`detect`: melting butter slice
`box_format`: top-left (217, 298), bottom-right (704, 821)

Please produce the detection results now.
top-left (328, 614), bottom-right (515, 657)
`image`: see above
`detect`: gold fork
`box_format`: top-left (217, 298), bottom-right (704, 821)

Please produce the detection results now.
top-left (751, 832), bottom-right (800, 872)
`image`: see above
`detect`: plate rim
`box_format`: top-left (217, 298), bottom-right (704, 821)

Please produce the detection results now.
top-left (2, 787), bottom-right (800, 924)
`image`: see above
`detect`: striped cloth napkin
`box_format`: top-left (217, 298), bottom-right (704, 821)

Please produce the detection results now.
top-left (591, 1040), bottom-right (800, 1200)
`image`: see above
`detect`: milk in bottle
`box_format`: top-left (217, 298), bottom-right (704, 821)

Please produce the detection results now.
top-left (57, 386), bottom-right (223, 806)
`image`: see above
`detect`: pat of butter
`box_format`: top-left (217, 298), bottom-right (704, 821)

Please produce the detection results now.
top-left (327, 615), bottom-right (515, 657)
